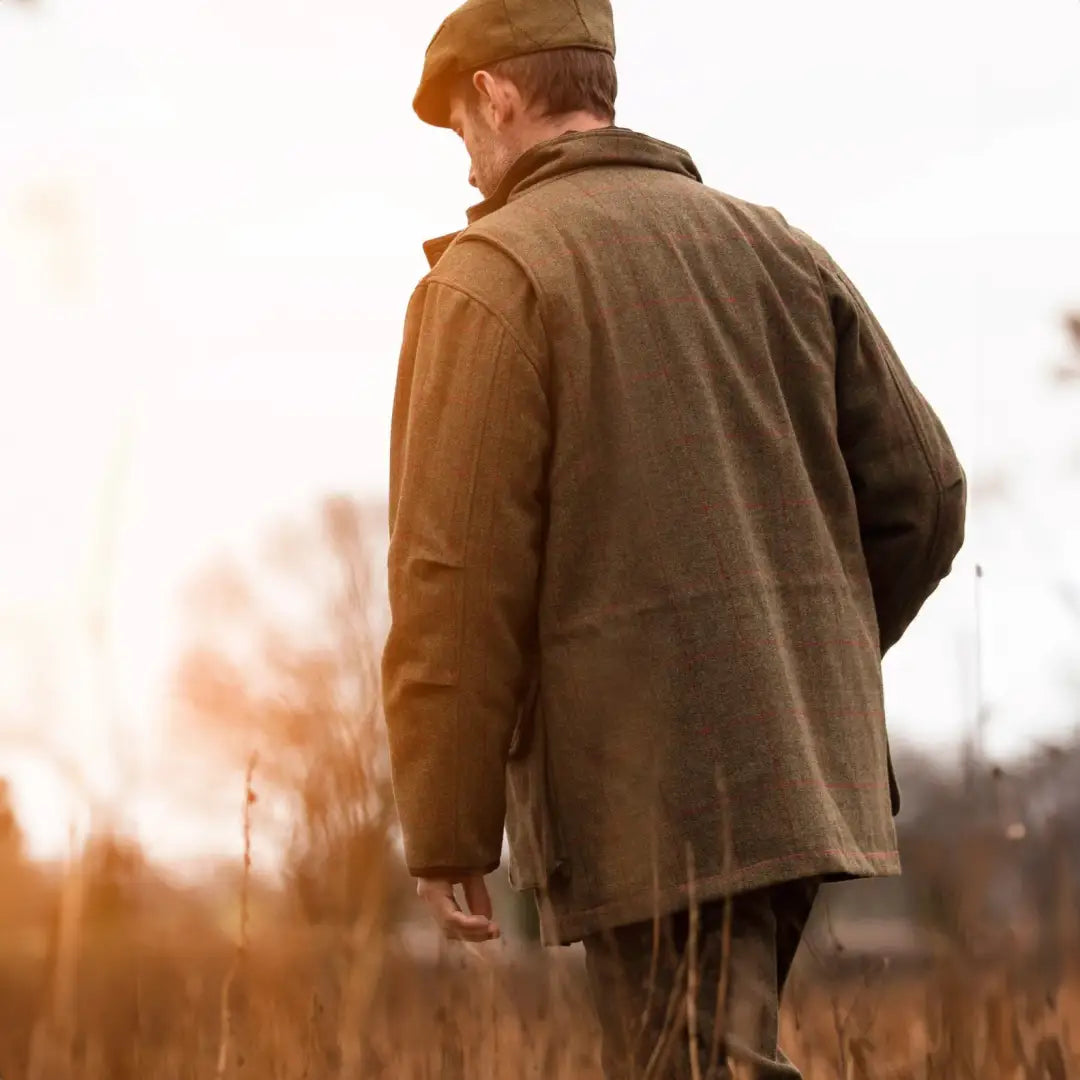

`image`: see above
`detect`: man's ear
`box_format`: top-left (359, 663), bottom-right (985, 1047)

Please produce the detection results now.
top-left (472, 69), bottom-right (515, 129)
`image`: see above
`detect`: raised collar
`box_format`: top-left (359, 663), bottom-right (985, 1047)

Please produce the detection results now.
top-left (422, 128), bottom-right (702, 270)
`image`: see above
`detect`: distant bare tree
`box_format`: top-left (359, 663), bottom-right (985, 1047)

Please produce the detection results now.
top-left (173, 495), bottom-right (410, 929)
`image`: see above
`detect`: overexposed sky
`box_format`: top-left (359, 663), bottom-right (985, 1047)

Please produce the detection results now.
top-left (1, 0), bottom-right (1078, 861)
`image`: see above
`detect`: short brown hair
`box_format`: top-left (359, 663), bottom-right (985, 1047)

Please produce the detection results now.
top-left (463, 46), bottom-right (617, 123)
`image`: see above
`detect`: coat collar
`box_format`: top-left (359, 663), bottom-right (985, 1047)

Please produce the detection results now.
top-left (422, 128), bottom-right (703, 270)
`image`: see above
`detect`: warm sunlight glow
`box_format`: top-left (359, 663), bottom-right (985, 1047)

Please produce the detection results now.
top-left (1, 0), bottom-right (1079, 868)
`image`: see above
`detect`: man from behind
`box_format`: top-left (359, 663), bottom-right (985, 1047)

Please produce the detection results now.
top-left (381, 1), bottom-right (967, 1076)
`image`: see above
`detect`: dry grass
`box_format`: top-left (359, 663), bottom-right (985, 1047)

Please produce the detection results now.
top-left (1, 862), bottom-right (1078, 1080)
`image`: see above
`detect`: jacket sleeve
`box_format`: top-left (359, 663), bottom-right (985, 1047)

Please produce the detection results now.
top-left (382, 275), bottom-right (549, 879)
top-left (816, 246), bottom-right (967, 655)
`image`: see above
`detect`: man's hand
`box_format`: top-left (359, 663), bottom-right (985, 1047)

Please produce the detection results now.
top-left (417, 875), bottom-right (501, 943)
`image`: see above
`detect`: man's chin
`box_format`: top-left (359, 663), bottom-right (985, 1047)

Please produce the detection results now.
top-left (476, 161), bottom-right (514, 201)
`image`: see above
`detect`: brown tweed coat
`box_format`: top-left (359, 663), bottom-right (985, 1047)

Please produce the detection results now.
top-left (382, 128), bottom-right (966, 945)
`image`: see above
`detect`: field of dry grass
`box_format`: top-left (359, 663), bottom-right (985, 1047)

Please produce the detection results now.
top-left (1, 863), bottom-right (1077, 1080)
top-left (3, 747), bottom-right (1080, 1079)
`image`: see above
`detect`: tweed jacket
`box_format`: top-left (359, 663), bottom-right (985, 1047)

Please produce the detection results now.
top-left (382, 128), bottom-right (966, 945)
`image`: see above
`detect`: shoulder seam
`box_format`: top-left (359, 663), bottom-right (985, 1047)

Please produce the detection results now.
top-left (786, 225), bottom-right (833, 316)
top-left (452, 231), bottom-right (552, 371)
top-left (426, 257), bottom-right (545, 378)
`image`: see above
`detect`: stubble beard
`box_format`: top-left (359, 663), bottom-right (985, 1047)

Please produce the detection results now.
top-left (472, 130), bottom-right (519, 201)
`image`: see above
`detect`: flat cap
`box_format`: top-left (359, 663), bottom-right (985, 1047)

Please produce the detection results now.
top-left (414, 0), bottom-right (615, 129)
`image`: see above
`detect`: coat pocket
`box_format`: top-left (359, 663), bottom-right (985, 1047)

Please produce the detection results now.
top-left (505, 678), bottom-right (565, 891)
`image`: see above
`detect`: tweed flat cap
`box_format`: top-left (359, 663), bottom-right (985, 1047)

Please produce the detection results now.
top-left (413, 0), bottom-right (616, 129)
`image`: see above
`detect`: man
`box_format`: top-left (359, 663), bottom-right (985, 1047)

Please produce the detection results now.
top-left (382, 0), bottom-right (966, 1076)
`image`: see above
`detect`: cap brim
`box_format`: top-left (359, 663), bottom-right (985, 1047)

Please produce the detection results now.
top-left (413, 77), bottom-right (454, 129)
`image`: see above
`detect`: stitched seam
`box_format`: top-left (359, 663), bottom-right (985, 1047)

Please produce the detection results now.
top-left (455, 233), bottom-right (553, 370)
top-left (422, 275), bottom-right (545, 379)
top-left (833, 260), bottom-right (947, 494)
top-left (450, 316), bottom-right (504, 867)
top-left (787, 226), bottom-right (834, 326)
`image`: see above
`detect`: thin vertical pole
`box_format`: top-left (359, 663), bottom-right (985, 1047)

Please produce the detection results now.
top-left (974, 563), bottom-right (986, 768)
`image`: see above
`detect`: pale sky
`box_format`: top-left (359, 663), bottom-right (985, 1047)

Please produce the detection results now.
top-left (1, 0), bottom-right (1078, 863)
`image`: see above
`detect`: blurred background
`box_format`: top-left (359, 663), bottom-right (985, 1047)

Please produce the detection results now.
top-left (1, 0), bottom-right (1079, 1018)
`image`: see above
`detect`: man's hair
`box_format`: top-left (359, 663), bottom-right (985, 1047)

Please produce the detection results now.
top-left (462, 47), bottom-right (617, 123)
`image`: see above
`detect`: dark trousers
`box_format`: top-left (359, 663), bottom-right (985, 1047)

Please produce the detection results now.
top-left (582, 878), bottom-right (819, 1079)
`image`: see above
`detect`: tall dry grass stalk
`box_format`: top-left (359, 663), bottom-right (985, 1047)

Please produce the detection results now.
top-left (685, 843), bottom-right (702, 1080)
top-left (25, 824), bottom-right (85, 1080)
top-left (214, 752), bottom-right (257, 1080)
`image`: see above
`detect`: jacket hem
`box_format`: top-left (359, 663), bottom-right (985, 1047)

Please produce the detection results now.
top-left (539, 848), bottom-right (901, 946)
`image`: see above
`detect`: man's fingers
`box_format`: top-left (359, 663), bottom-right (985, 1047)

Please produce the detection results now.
top-left (417, 878), bottom-right (499, 942)
top-left (459, 876), bottom-right (500, 941)
top-left (445, 909), bottom-right (500, 942)
top-left (420, 880), bottom-right (464, 924)
top-left (461, 875), bottom-right (494, 921)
